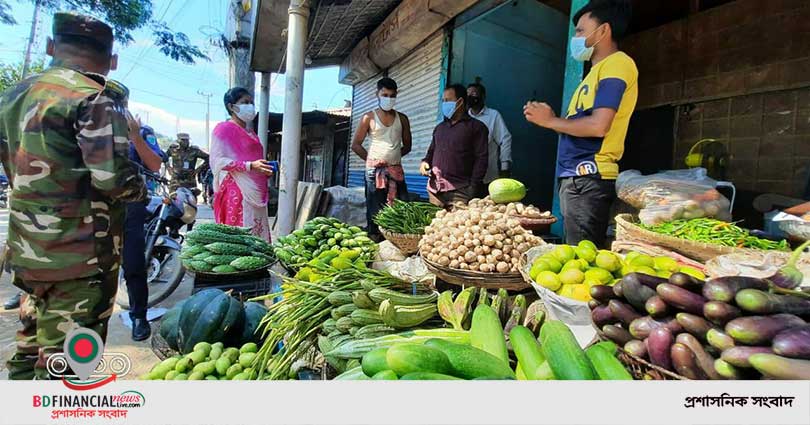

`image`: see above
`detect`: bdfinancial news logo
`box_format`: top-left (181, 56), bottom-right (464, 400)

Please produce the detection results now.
top-left (33, 328), bottom-right (146, 421)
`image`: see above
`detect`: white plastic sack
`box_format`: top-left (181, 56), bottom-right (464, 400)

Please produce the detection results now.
top-left (372, 255), bottom-right (433, 284)
top-left (376, 240), bottom-right (407, 262)
top-left (324, 186), bottom-right (367, 228)
top-left (522, 245), bottom-right (595, 348)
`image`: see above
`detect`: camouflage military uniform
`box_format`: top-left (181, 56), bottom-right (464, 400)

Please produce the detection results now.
top-left (166, 141), bottom-right (209, 192)
top-left (0, 15), bottom-right (146, 380)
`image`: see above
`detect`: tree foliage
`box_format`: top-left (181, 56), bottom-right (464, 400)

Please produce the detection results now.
top-left (1, 0), bottom-right (208, 64)
top-left (0, 60), bottom-right (45, 92)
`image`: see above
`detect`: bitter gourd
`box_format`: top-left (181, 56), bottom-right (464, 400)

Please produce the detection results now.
top-left (229, 256), bottom-right (271, 271)
top-left (211, 265), bottom-right (238, 274)
top-left (205, 243), bottom-right (254, 256)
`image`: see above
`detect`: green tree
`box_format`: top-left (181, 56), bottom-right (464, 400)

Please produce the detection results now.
top-left (1, 0), bottom-right (208, 64)
top-left (0, 60), bottom-right (45, 92)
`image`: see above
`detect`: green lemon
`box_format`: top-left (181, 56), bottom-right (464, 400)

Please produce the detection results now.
top-left (530, 259), bottom-right (551, 280)
top-left (552, 245), bottom-right (576, 264)
top-left (679, 266), bottom-right (706, 280)
top-left (624, 251), bottom-right (642, 263)
top-left (657, 270), bottom-right (673, 279)
top-left (653, 256), bottom-right (680, 273)
top-left (577, 240), bottom-right (598, 252)
top-left (629, 254), bottom-right (655, 268)
top-left (535, 271), bottom-right (562, 292)
top-left (584, 268), bottom-right (614, 285)
top-left (574, 246), bottom-right (597, 264)
top-left (541, 256), bottom-right (563, 274)
top-left (559, 268), bottom-right (585, 286)
top-left (562, 259), bottom-right (586, 272)
top-left (595, 251), bottom-right (621, 273)
top-left (632, 266), bottom-right (657, 276)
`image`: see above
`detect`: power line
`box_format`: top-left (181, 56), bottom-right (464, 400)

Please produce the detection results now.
top-left (120, 0), bottom-right (178, 80)
top-left (129, 86), bottom-right (208, 104)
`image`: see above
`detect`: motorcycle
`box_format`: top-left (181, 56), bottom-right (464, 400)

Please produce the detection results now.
top-left (116, 168), bottom-right (198, 309)
top-left (0, 174), bottom-right (8, 209)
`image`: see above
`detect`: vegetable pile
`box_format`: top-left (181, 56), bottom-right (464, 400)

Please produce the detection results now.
top-left (529, 242), bottom-right (704, 302)
top-left (273, 217), bottom-right (376, 268)
top-left (639, 218), bottom-right (789, 251)
top-left (181, 223), bottom-right (274, 274)
top-left (143, 341), bottom-right (260, 380)
top-left (420, 200), bottom-right (543, 273)
top-left (590, 243), bottom-right (810, 380)
top-left (463, 197), bottom-right (550, 220)
top-left (373, 200), bottom-right (442, 235)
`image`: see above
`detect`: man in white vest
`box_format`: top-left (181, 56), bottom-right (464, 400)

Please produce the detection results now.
top-left (468, 83), bottom-right (513, 188)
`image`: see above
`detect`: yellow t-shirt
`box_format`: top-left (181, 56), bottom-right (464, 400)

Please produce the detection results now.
top-left (557, 51), bottom-right (638, 180)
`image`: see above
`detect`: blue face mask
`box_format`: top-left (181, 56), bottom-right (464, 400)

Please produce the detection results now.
top-left (441, 100), bottom-right (459, 120)
top-left (570, 25), bottom-right (605, 62)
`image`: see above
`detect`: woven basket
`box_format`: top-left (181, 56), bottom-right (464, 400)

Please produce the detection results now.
top-left (379, 228), bottom-right (422, 255)
top-left (614, 213), bottom-right (778, 262)
top-left (511, 215), bottom-right (557, 234)
top-left (596, 332), bottom-right (686, 380)
top-left (779, 220), bottom-right (810, 241)
top-left (422, 256), bottom-right (530, 291)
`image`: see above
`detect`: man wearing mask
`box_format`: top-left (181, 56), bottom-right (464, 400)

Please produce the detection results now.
top-left (0, 13), bottom-right (146, 379)
top-left (166, 133), bottom-right (209, 193)
top-left (351, 77), bottom-right (412, 238)
top-left (524, 0), bottom-right (636, 247)
top-left (468, 83), bottom-right (513, 186)
top-left (421, 84), bottom-right (489, 208)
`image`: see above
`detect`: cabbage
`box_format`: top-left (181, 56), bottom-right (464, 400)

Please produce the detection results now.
top-left (488, 178), bottom-right (526, 204)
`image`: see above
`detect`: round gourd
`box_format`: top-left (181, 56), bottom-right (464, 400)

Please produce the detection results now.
top-left (158, 300), bottom-right (187, 351)
top-left (239, 301), bottom-right (268, 345)
top-left (488, 178), bottom-right (527, 204)
top-left (178, 289), bottom-right (245, 353)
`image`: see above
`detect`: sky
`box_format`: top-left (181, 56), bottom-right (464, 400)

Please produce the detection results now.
top-left (0, 0), bottom-right (352, 149)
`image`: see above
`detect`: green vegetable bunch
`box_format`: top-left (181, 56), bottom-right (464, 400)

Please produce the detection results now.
top-left (373, 200), bottom-right (442, 235)
top-left (640, 218), bottom-right (789, 251)
top-left (273, 217), bottom-right (377, 267)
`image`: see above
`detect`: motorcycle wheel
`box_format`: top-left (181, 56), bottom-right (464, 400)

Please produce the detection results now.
top-left (116, 245), bottom-right (186, 310)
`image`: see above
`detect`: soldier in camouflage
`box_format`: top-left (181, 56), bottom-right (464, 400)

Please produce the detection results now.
top-left (0, 13), bottom-right (147, 380)
top-left (166, 133), bottom-right (209, 193)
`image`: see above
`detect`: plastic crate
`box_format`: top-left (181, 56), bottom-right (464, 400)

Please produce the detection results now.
top-left (192, 270), bottom-right (281, 301)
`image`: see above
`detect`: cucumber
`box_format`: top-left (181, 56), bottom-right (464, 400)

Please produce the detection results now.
top-left (539, 321), bottom-right (596, 380)
top-left (585, 345), bottom-right (632, 380)
top-left (509, 325), bottom-right (545, 380)
top-left (371, 370), bottom-right (398, 380)
top-left (399, 372), bottom-right (462, 380)
top-left (424, 339), bottom-right (515, 380)
top-left (386, 344), bottom-right (452, 376)
top-left (470, 305), bottom-right (509, 364)
top-left (334, 366), bottom-right (370, 380)
top-left (361, 348), bottom-right (390, 377)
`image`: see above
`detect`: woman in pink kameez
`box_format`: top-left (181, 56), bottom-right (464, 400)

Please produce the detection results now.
top-left (211, 87), bottom-right (275, 241)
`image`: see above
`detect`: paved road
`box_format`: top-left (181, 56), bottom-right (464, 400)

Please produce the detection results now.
top-left (0, 204), bottom-right (215, 380)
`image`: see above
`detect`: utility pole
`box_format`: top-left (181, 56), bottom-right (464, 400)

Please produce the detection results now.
top-left (197, 90), bottom-right (213, 151)
top-left (21, 0), bottom-right (41, 78)
top-left (226, 0), bottom-right (256, 96)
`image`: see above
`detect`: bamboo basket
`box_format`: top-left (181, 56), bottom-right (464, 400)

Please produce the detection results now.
top-left (421, 256), bottom-right (530, 291)
top-left (510, 214), bottom-right (558, 234)
top-left (596, 331), bottom-right (687, 380)
top-left (379, 228), bottom-right (422, 255)
top-left (614, 213), bottom-right (776, 262)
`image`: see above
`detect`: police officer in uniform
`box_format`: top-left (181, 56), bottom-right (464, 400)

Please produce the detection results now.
top-left (166, 133), bottom-right (209, 193)
top-left (0, 13), bottom-right (146, 379)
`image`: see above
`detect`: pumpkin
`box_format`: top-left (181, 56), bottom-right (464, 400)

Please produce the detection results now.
top-left (177, 289), bottom-right (244, 353)
top-left (159, 299), bottom-right (186, 351)
top-left (239, 301), bottom-right (268, 345)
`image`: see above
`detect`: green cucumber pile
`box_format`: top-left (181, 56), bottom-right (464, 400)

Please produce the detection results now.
top-left (373, 200), bottom-right (442, 235)
top-left (143, 341), bottom-right (261, 381)
top-left (181, 223), bottom-right (274, 273)
top-left (273, 217), bottom-right (376, 268)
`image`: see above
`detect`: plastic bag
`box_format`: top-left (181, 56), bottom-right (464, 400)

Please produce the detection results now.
top-left (616, 168), bottom-right (731, 225)
top-left (324, 186), bottom-right (367, 228)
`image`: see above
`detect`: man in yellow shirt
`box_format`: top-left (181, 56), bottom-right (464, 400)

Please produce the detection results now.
top-left (525, 0), bottom-right (636, 247)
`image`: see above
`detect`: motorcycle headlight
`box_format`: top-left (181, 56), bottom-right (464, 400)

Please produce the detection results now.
top-left (181, 204), bottom-right (197, 224)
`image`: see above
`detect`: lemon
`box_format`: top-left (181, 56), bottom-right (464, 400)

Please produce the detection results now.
top-left (535, 271), bottom-right (562, 292)
top-left (595, 251), bottom-right (621, 272)
top-left (552, 245), bottom-right (576, 264)
top-left (541, 256), bottom-right (563, 273)
top-left (679, 266), bottom-right (706, 280)
top-left (559, 268), bottom-right (585, 285)
top-left (632, 266), bottom-right (657, 276)
top-left (657, 270), bottom-right (673, 279)
top-left (574, 246), bottom-right (597, 264)
top-left (562, 259), bottom-right (586, 272)
top-left (530, 259), bottom-right (551, 280)
top-left (570, 284), bottom-right (592, 302)
top-left (653, 256), bottom-right (680, 273)
top-left (577, 240), bottom-right (598, 252)
top-left (629, 254), bottom-right (655, 268)
top-left (558, 284), bottom-right (577, 298)
top-left (624, 251), bottom-right (642, 263)
top-left (584, 268), bottom-right (613, 284)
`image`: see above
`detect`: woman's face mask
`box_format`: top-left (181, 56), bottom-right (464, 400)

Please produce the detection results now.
top-left (233, 103), bottom-right (257, 122)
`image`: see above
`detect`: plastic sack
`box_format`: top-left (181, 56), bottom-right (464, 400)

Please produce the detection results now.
top-left (324, 186), bottom-right (367, 228)
top-left (616, 168), bottom-right (731, 226)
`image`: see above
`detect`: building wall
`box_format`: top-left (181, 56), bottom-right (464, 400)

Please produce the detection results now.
top-left (621, 0), bottom-right (810, 198)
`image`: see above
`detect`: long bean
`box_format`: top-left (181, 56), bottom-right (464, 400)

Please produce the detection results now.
top-left (640, 218), bottom-right (789, 251)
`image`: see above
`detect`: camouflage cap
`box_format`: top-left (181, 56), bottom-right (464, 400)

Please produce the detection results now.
top-left (177, 133), bottom-right (190, 140)
top-left (52, 12), bottom-right (114, 51)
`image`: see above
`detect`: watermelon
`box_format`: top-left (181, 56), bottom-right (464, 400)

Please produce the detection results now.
top-left (240, 302), bottom-right (269, 345)
top-left (178, 289), bottom-right (245, 353)
top-left (488, 178), bottom-right (527, 204)
top-left (159, 300), bottom-right (187, 351)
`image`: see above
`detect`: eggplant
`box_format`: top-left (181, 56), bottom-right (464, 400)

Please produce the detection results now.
top-left (591, 305), bottom-right (615, 328)
top-left (713, 359), bottom-right (755, 380)
top-left (735, 289), bottom-right (810, 315)
top-left (657, 284), bottom-right (706, 315)
top-left (676, 333), bottom-right (722, 380)
top-left (628, 272), bottom-right (667, 290)
top-left (772, 325), bottom-right (810, 359)
top-left (624, 339), bottom-right (647, 358)
top-left (725, 314), bottom-right (806, 345)
top-left (608, 300), bottom-right (641, 326)
top-left (706, 328), bottom-right (736, 351)
top-left (748, 353), bottom-right (810, 379)
top-left (646, 328), bottom-right (673, 370)
top-left (675, 313), bottom-right (714, 341)
top-left (622, 274), bottom-right (658, 311)
top-left (703, 301), bottom-right (742, 326)
top-left (702, 276), bottom-right (769, 303)
top-left (602, 324), bottom-right (633, 346)
top-left (645, 296), bottom-right (670, 318)
top-left (629, 316), bottom-right (683, 340)
top-left (590, 285), bottom-right (616, 303)
top-left (671, 343), bottom-right (707, 380)
top-left (588, 299), bottom-right (601, 309)
top-left (612, 280), bottom-right (624, 298)
top-left (766, 240), bottom-right (810, 290)
top-left (668, 272), bottom-right (704, 291)
top-left (720, 346), bottom-right (774, 368)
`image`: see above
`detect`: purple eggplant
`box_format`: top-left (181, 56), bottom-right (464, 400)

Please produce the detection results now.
top-left (646, 328), bottom-right (673, 370)
top-left (608, 300), bottom-right (641, 326)
top-left (703, 301), bottom-right (742, 326)
top-left (591, 305), bottom-right (615, 328)
top-left (657, 284), bottom-right (706, 315)
top-left (624, 339), bottom-right (647, 358)
top-left (645, 296), bottom-right (670, 318)
top-left (628, 272), bottom-right (667, 290)
top-left (675, 313), bottom-right (714, 341)
top-left (612, 281), bottom-right (624, 298)
top-left (721, 346), bottom-right (774, 368)
top-left (671, 343), bottom-right (707, 380)
top-left (629, 316), bottom-right (683, 340)
top-left (706, 328), bottom-right (736, 351)
top-left (669, 272), bottom-right (704, 291)
top-left (602, 324), bottom-right (633, 346)
top-left (713, 358), bottom-right (757, 380)
top-left (622, 274), bottom-right (658, 311)
top-left (767, 240), bottom-right (810, 290)
top-left (772, 325), bottom-right (810, 359)
top-left (725, 314), bottom-right (806, 345)
top-left (590, 285), bottom-right (617, 303)
top-left (735, 289), bottom-right (810, 315)
top-left (702, 276), bottom-right (769, 303)
top-left (676, 333), bottom-right (722, 380)
top-left (748, 353), bottom-right (810, 379)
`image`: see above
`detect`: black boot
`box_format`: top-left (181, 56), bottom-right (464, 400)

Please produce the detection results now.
top-left (4, 291), bottom-right (21, 310)
top-left (132, 318), bottom-right (151, 342)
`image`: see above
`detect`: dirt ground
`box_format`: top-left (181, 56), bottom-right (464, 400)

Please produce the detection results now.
top-left (0, 205), bottom-right (216, 380)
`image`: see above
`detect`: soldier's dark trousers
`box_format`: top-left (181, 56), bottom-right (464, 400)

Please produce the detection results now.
top-left (123, 201), bottom-right (148, 320)
top-left (7, 270), bottom-right (118, 380)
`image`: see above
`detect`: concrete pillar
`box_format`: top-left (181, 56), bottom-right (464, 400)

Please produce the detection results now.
top-left (277, 0), bottom-right (310, 236)
top-left (257, 72), bottom-right (271, 155)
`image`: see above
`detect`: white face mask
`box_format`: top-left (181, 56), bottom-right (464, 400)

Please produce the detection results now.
top-left (378, 97), bottom-right (396, 111)
top-left (234, 104), bottom-right (257, 122)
